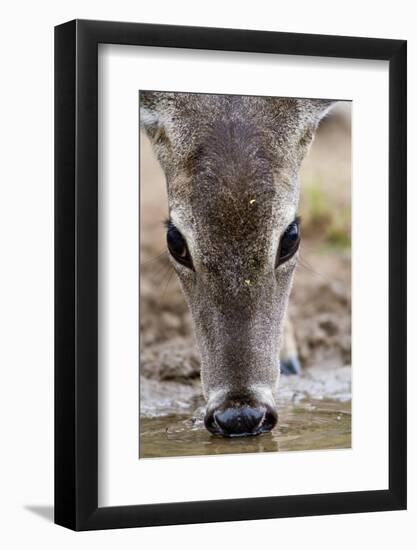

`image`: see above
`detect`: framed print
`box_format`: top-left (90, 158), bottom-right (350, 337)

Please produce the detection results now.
top-left (55, 19), bottom-right (407, 530)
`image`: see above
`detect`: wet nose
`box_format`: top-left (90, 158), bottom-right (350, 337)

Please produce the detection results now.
top-left (205, 405), bottom-right (277, 437)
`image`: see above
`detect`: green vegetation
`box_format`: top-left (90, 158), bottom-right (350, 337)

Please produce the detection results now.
top-left (300, 179), bottom-right (351, 250)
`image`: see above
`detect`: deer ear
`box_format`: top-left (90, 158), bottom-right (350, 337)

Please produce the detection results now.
top-left (140, 91), bottom-right (163, 135)
top-left (139, 91), bottom-right (176, 136)
top-left (140, 105), bottom-right (161, 129)
top-left (301, 99), bottom-right (337, 124)
top-left (290, 99), bottom-right (337, 161)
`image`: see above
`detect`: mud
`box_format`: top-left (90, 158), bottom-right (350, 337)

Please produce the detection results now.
top-left (140, 400), bottom-right (351, 459)
top-left (139, 367), bottom-right (351, 458)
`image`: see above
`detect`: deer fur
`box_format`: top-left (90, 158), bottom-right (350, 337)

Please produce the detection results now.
top-left (140, 91), bottom-right (334, 436)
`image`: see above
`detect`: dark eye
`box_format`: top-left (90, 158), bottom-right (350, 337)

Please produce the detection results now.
top-left (275, 219), bottom-right (301, 267)
top-left (166, 221), bottom-right (193, 270)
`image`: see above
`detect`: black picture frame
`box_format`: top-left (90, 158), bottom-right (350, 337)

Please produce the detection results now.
top-left (55, 19), bottom-right (407, 531)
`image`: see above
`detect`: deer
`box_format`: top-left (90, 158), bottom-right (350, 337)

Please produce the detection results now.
top-left (140, 91), bottom-right (334, 437)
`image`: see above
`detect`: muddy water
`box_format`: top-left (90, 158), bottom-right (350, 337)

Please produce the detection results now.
top-left (139, 366), bottom-right (351, 459)
top-left (140, 399), bottom-right (351, 459)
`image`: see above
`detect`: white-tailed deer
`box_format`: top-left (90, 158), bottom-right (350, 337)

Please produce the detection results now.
top-left (140, 92), bottom-right (334, 437)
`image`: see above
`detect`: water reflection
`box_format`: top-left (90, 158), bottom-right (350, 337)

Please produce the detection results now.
top-left (139, 399), bottom-right (351, 459)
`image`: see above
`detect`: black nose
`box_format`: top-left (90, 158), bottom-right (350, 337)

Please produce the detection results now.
top-left (205, 405), bottom-right (277, 437)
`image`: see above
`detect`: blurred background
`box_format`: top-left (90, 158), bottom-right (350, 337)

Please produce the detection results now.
top-left (139, 101), bottom-right (351, 458)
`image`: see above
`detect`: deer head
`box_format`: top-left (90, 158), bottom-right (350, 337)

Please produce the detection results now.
top-left (140, 91), bottom-right (334, 437)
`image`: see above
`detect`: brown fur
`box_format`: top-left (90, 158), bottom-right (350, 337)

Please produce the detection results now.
top-left (140, 91), bottom-right (334, 435)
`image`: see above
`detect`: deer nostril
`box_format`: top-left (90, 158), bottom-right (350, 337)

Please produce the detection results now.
top-left (207, 406), bottom-right (276, 437)
top-left (261, 407), bottom-right (278, 432)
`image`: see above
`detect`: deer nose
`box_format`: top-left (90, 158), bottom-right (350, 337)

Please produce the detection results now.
top-left (205, 405), bottom-right (277, 437)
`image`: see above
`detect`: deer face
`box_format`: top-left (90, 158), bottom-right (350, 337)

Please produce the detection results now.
top-left (141, 92), bottom-right (333, 437)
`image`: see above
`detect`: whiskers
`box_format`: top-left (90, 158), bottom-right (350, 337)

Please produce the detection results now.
top-left (140, 249), bottom-right (168, 266)
top-left (160, 267), bottom-right (176, 302)
top-left (298, 253), bottom-right (320, 275)
top-left (140, 247), bottom-right (177, 303)
top-left (297, 250), bottom-right (343, 287)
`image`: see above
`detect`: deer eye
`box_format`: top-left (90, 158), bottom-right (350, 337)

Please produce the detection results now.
top-left (275, 219), bottom-right (300, 267)
top-left (166, 221), bottom-right (194, 270)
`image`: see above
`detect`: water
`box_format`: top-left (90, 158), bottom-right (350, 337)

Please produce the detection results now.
top-left (140, 399), bottom-right (351, 459)
top-left (139, 365), bottom-right (351, 459)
